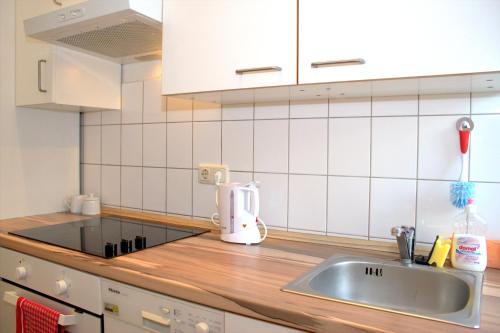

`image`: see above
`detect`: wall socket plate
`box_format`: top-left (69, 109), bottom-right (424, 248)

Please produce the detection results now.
top-left (198, 164), bottom-right (229, 185)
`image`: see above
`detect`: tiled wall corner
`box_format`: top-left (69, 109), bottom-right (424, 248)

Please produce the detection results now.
top-left (80, 63), bottom-right (500, 242)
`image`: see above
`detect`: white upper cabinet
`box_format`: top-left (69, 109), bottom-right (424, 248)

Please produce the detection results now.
top-left (299, 0), bottom-right (500, 84)
top-left (162, 0), bottom-right (297, 95)
top-left (16, 0), bottom-right (121, 112)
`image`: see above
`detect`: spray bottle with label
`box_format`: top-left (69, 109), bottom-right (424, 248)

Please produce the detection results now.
top-left (451, 199), bottom-right (488, 271)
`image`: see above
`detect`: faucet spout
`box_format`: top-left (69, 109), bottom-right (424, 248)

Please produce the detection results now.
top-left (391, 226), bottom-right (415, 264)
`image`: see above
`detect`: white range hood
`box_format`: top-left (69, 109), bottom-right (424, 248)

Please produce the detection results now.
top-left (24, 0), bottom-right (162, 64)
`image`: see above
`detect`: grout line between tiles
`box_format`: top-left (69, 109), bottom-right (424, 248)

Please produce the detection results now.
top-left (81, 111), bottom-right (500, 127)
top-left (325, 98), bottom-right (330, 235)
top-left (367, 96), bottom-right (373, 240)
top-left (468, 92), bottom-right (472, 183)
top-left (414, 94), bottom-right (421, 233)
top-left (191, 99), bottom-right (194, 217)
top-left (141, 81), bottom-right (145, 211)
top-left (165, 98), bottom-right (169, 214)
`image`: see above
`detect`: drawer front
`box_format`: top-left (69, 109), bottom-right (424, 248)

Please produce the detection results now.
top-left (0, 247), bottom-right (102, 314)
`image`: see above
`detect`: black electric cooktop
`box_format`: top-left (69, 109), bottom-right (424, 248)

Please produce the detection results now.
top-left (10, 216), bottom-right (208, 259)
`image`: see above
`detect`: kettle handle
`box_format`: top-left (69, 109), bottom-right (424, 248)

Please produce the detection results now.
top-left (256, 217), bottom-right (267, 243)
top-left (241, 187), bottom-right (259, 217)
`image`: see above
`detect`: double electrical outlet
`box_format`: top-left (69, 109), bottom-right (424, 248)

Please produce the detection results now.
top-left (198, 164), bottom-right (229, 185)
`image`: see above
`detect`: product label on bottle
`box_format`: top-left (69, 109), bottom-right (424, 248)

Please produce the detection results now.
top-left (455, 236), bottom-right (482, 264)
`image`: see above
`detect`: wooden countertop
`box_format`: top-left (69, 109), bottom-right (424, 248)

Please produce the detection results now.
top-left (0, 212), bottom-right (499, 333)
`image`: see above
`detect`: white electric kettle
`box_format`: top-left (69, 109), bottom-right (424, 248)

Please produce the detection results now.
top-left (211, 182), bottom-right (267, 244)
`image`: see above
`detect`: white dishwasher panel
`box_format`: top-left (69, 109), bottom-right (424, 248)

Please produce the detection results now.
top-left (102, 278), bottom-right (224, 333)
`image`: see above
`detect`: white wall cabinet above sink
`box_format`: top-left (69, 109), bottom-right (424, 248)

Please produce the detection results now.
top-left (162, 0), bottom-right (500, 96)
top-left (16, 0), bottom-right (121, 112)
top-left (162, 0), bottom-right (297, 95)
top-left (299, 0), bottom-right (500, 84)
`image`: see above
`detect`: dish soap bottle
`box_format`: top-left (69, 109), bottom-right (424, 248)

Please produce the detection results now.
top-left (451, 199), bottom-right (487, 271)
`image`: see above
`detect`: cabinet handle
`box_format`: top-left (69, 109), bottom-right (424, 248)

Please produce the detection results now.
top-left (311, 58), bottom-right (365, 68)
top-left (235, 66), bottom-right (282, 75)
top-left (141, 311), bottom-right (171, 327)
top-left (53, 0), bottom-right (62, 6)
top-left (37, 59), bottom-right (47, 93)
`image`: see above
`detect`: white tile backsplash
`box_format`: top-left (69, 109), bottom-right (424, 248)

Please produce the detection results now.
top-left (82, 112), bottom-right (101, 126)
top-left (193, 101), bottom-right (222, 121)
top-left (254, 120), bottom-right (288, 173)
top-left (121, 166), bottom-right (142, 209)
top-left (222, 121), bottom-right (253, 171)
top-left (101, 165), bottom-right (120, 206)
top-left (470, 114), bottom-right (500, 182)
top-left (372, 96), bottom-right (418, 116)
top-left (419, 93), bottom-right (470, 115)
top-left (167, 122), bottom-right (192, 168)
top-left (82, 126), bottom-right (101, 164)
top-left (101, 110), bottom-right (121, 125)
top-left (328, 176), bottom-right (369, 237)
top-left (222, 104), bottom-right (253, 120)
top-left (370, 178), bottom-right (416, 239)
top-left (289, 119), bottom-right (327, 174)
top-left (166, 97), bottom-right (192, 122)
top-left (167, 168), bottom-right (192, 215)
top-left (416, 180), bottom-right (458, 243)
top-left (255, 102), bottom-right (289, 119)
top-left (101, 125), bottom-right (120, 165)
top-left (82, 164), bottom-right (100, 197)
top-left (193, 122), bottom-right (221, 167)
top-left (143, 79), bottom-right (166, 123)
top-left (290, 99), bottom-right (328, 118)
top-left (143, 123), bottom-right (166, 167)
top-left (82, 67), bottom-right (500, 243)
top-left (418, 116), bottom-right (465, 180)
top-left (192, 170), bottom-right (217, 218)
top-left (371, 117), bottom-right (418, 178)
top-left (471, 92), bottom-right (500, 114)
top-left (254, 173), bottom-right (288, 229)
top-left (329, 117), bottom-right (370, 176)
top-left (121, 82), bottom-right (143, 124)
top-left (288, 175), bottom-right (327, 233)
top-left (121, 124), bottom-right (142, 166)
top-left (329, 97), bottom-right (371, 117)
top-left (229, 171), bottom-right (253, 184)
top-left (143, 167), bottom-right (166, 212)
top-left (475, 182), bottom-right (500, 240)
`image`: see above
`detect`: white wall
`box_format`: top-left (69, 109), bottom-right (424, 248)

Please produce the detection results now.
top-left (0, 0), bottom-right (79, 219)
top-left (81, 62), bottom-right (500, 245)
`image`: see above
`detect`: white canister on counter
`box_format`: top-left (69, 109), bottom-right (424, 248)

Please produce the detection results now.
top-left (81, 194), bottom-right (101, 215)
top-left (66, 194), bottom-right (88, 214)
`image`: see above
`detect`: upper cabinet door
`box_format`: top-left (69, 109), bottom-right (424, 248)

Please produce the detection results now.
top-left (299, 0), bottom-right (500, 84)
top-left (15, 0), bottom-right (121, 111)
top-left (162, 0), bottom-right (297, 95)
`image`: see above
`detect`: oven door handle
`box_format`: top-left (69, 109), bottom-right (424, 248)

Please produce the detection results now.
top-left (3, 291), bottom-right (79, 326)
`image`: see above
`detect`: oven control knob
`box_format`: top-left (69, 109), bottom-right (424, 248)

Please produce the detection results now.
top-left (16, 266), bottom-right (27, 280)
top-left (195, 322), bottom-right (210, 333)
top-left (55, 280), bottom-right (68, 295)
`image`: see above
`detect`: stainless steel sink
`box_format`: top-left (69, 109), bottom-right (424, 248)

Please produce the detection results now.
top-left (282, 255), bottom-right (483, 328)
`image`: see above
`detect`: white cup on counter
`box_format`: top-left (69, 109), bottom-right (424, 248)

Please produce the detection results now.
top-left (81, 194), bottom-right (101, 216)
top-left (65, 194), bottom-right (88, 214)
top-left (66, 193), bottom-right (101, 215)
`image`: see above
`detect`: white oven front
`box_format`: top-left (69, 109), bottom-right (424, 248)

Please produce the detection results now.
top-left (0, 280), bottom-right (102, 333)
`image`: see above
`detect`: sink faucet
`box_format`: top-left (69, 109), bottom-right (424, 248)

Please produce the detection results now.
top-left (391, 226), bottom-right (415, 264)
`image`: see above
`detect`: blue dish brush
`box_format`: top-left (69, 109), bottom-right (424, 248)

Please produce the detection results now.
top-left (450, 117), bottom-right (475, 209)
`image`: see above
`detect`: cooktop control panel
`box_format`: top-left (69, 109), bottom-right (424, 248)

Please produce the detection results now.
top-left (101, 279), bottom-right (224, 333)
